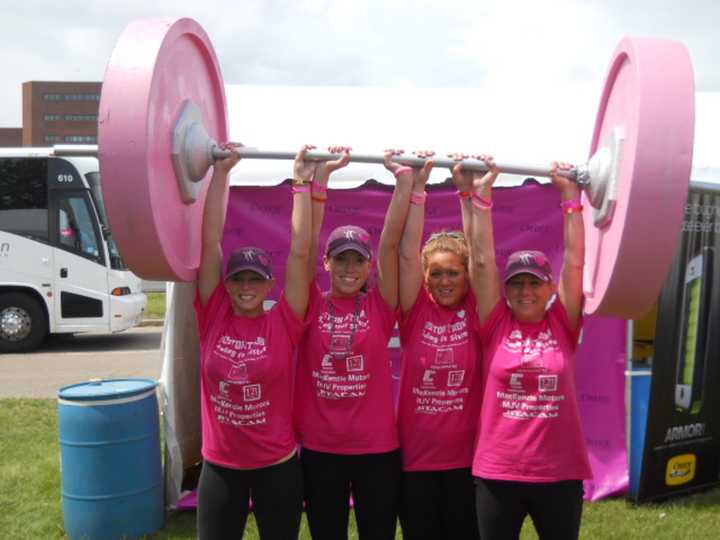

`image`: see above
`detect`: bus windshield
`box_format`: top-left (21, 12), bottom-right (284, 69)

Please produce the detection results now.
top-left (85, 171), bottom-right (129, 271)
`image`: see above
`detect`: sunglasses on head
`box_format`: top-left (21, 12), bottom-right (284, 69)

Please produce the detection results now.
top-left (428, 230), bottom-right (464, 242)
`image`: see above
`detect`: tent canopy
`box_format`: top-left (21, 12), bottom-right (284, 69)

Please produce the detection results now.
top-left (226, 85), bottom-right (720, 188)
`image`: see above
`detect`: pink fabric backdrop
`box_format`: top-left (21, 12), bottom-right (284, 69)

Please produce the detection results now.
top-left (222, 179), bottom-right (629, 500)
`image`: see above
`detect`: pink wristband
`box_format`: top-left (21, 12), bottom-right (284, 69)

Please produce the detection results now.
top-left (394, 166), bottom-right (414, 177)
top-left (312, 183), bottom-right (328, 193)
top-left (292, 185), bottom-right (311, 194)
top-left (410, 191), bottom-right (427, 205)
top-left (471, 194), bottom-right (493, 210)
top-left (560, 198), bottom-right (582, 210)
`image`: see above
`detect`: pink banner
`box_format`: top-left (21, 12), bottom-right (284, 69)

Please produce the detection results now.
top-left (224, 180), bottom-right (628, 500)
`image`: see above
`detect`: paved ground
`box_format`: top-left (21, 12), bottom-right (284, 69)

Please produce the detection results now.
top-left (0, 326), bottom-right (163, 398)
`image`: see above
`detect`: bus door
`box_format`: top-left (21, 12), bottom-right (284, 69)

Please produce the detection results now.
top-left (49, 159), bottom-right (109, 332)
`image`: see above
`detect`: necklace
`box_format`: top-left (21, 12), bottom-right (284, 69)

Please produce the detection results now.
top-left (325, 292), bottom-right (364, 356)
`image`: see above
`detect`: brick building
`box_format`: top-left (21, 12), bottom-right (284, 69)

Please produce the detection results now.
top-left (0, 81), bottom-right (102, 147)
top-left (0, 128), bottom-right (22, 146)
top-left (22, 81), bottom-right (102, 146)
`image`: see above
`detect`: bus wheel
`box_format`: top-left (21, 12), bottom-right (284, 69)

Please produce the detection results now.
top-left (0, 293), bottom-right (49, 353)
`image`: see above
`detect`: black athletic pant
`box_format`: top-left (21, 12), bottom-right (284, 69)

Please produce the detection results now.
top-left (300, 448), bottom-right (402, 540)
top-left (399, 467), bottom-right (480, 540)
top-left (197, 455), bottom-right (303, 540)
top-left (474, 478), bottom-right (584, 540)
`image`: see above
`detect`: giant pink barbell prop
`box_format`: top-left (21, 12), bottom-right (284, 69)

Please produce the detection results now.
top-left (95, 17), bottom-right (694, 319)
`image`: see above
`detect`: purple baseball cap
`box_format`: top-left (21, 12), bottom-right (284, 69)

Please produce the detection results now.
top-left (325, 225), bottom-right (373, 260)
top-left (503, 250), bottom-right (553, 283)
top-left (225, 247), bottom-right (273, 280)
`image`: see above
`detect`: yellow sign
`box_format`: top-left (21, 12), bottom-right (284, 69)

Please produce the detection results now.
top-left (665, 454), bottom-right (696, 486)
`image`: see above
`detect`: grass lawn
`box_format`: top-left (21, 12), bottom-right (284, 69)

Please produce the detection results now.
top-left (2, 398), bottom-right (719, 539)
top-left (145, 292), bottom-right (166, 320)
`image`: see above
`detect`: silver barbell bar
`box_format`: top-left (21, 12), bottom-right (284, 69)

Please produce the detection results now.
top-left (212, 146), bottom-right (581, 182)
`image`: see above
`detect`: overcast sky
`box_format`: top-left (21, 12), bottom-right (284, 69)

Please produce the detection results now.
top-left (0, 0), bottom-right (718, 129)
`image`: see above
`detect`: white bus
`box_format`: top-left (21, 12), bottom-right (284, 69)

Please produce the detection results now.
top-left (0, 148), bottom-right (146, 353)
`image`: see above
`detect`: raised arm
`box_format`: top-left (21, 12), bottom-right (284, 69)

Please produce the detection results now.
top-left (198, 143), bottom-right (242, 305)
top-left (552, 161), bottom-right (585, 329)
top-left (452, 155), bottom-right (501, 324)
top-left (308, 146), bottom-right (351, 283)
top-left (283, 146), bottom-right (316, 319)
top-left (398, 151), bottom-right (434, 314)
top-left (377, 149), bottom-right (415, 310)
top-left (448, 153), bottom-right (475, 250)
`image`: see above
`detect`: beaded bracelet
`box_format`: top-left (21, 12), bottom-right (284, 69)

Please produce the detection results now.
top-left (456, 190), bottom-right (472, 199)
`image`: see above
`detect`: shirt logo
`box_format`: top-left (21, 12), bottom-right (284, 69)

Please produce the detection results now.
top-left (448, 370), bottom-right (465, 387)
top-left (347, 355), bottom-right (364, 372)
top-left (243, 384), bottom-right (262, 402)
top-left (435, 347), bottom-right (454, 366)
top-left (510, 373), bottom-right (524, 389)
top-left (538, 374), bottom-right (558, 392)
top-left (227, 363), bottom-right (248, 382)
top-left (422, 369), bottom-right (436, 385)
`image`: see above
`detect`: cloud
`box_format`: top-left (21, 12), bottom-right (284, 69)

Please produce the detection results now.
top-left (1, 0), bottom-right (718, 128)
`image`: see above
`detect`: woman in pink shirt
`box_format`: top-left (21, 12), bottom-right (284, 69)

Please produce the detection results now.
top-left (395, 151), bottom-right (482, 540)
top-left (294, 149), bottom-right (414, 539)
top-left (194, 144), bottom-right (348, 540)
top-left (455, 157), bottom-right (592, 539)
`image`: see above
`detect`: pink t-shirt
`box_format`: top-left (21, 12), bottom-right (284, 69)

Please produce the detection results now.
top-left (194, 285), bottom-right (306, 469)
top-left (472, 298), bottom-right (592, 482)
top-left (294, 282), bottom-right (399, 454)
top-left (398, 289), bottom-right (483, 471)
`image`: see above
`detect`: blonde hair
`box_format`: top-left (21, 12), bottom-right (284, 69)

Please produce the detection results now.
top-left (421, 230), bottom-right (469, 272)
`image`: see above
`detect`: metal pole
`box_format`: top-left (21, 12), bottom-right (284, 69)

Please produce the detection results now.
top-left (213, 146), bottom-right (577, 180)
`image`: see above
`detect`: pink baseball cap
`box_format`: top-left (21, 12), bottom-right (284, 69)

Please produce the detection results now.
top-left (504, 250), bottom-right (553, 283)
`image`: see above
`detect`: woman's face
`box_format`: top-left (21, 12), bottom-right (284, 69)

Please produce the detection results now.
top-left (505, 273), bottom-right (556, 323)
top-left (324, 250), bottom-right (371, 297)
top-left (424, 251), bottom-right (468, 308)
top-left (225, 270), bottom-right (274, 316)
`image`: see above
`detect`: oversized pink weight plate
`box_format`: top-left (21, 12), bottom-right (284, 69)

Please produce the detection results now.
top-left (583, 37), bottom-right (694, 318)
top-left (99, 18), bottom-right (227, 281)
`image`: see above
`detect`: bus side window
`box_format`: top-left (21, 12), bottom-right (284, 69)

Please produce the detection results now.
top-left (0, 158), bottom-right (49, 241)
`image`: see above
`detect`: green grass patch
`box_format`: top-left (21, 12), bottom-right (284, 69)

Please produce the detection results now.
top-left (2, 398), bottom-right (719, 539)
top-left (145, 292), bottom-right (166, 319)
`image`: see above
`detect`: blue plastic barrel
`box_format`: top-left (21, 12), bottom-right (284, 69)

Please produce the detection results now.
top-left (58, 378), bottom-right (164, 540)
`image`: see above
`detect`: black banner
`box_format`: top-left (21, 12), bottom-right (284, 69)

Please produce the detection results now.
top-left (635, 185), bottom-right (720, 502)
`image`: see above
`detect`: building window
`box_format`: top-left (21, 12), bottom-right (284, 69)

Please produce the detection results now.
top-left (42, 93), bottom-right (100, 102)
top-left (64, 114), bottom-right (98, 122)
top-left (44, 135), bottom-right (62, 143)
top-left (63, 135), bottom-right (97, 143)
top-left (64, 93), bottom-right (100, 102)
top-left (44, 114), bottom-right (62, 122)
